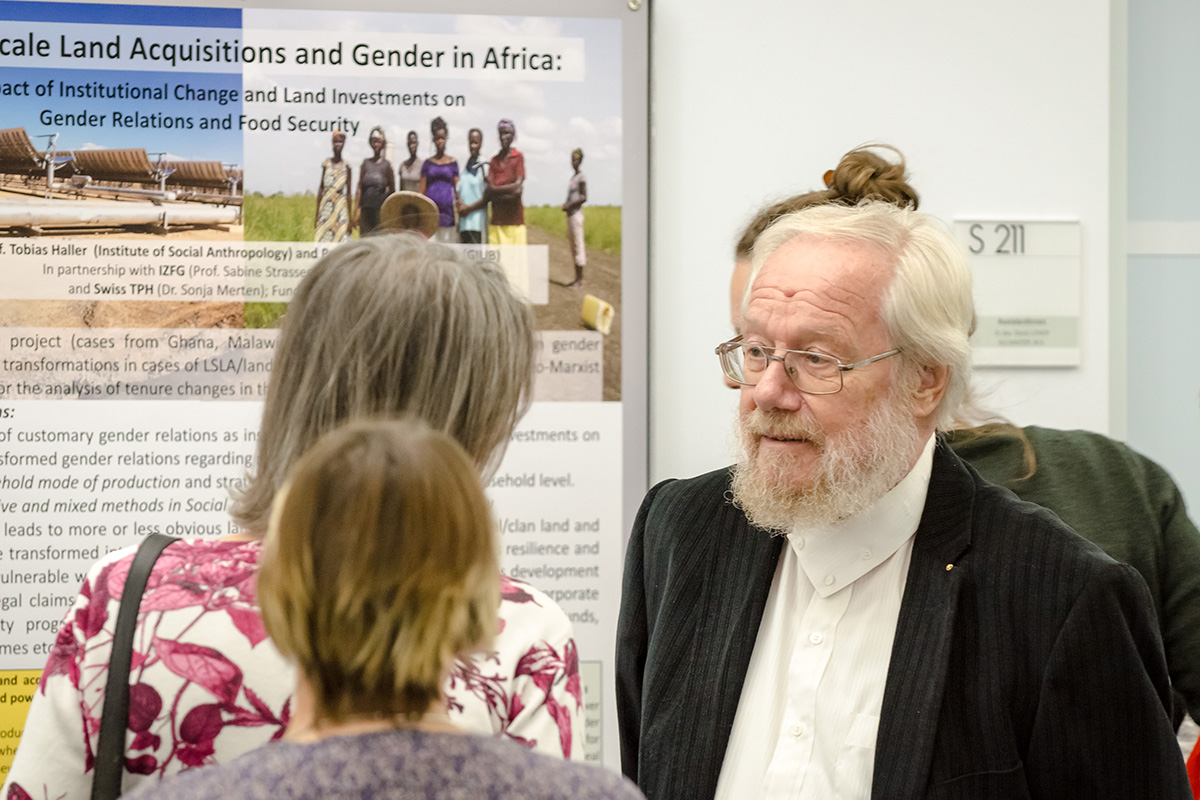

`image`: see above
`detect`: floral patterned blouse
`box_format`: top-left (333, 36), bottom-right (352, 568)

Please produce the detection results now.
top-left (3, 539), bottom-right (583, 800)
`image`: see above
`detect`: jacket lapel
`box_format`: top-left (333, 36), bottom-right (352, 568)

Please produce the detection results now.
top-left (872, 440), bottom-right (973, 800)
top-left (660, 484), bottom-right (783, 799)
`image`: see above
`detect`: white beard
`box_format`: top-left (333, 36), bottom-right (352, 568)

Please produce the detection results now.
top-left (730, 387), bottom-right (921, 533)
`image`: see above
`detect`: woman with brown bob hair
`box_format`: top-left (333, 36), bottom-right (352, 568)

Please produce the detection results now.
top-left (5, 235), bottom-right (583, 800)
top-left (124, 418), bottom-right (641, 799)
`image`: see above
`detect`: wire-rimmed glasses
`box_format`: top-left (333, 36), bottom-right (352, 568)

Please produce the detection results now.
top-left (715, 337), bottom-right (901, 395)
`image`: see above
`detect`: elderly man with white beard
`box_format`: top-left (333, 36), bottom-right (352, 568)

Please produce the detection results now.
top-left (615, 201), bottom-right (1189, 800)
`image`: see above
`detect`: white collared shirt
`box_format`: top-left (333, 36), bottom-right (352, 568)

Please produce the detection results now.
top-left (715, 435), bottom-right (936, 800)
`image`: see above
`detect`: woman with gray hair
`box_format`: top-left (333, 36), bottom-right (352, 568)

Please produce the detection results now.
top-left (5, 235), bottom-right (583, 800)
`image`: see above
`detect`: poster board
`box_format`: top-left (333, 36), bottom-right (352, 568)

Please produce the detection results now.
top-left (0, 0), bottom-right (648, 778)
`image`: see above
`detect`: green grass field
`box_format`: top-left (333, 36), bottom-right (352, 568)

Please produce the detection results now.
top-left (525, 205), bottom-right (621, 256)
top-left (243, 302), bottom-right (287, 329)
top-left (244, 192), bottom-right (319, 242)
top-left (241, 197), bottom-right (620, 327)
top-left (246, 194), bottom-right (622, 257)
top-left (244, 193), bottom-right (318, 327)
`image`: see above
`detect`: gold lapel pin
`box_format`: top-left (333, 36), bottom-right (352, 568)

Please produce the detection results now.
top-left (945, 564), bottom-right (954, 571)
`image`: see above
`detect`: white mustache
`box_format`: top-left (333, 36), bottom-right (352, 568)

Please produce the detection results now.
top-left (742, 409), bottom-right (826, 450)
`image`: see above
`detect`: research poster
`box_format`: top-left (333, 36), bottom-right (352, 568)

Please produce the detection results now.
top-left (0, 0), bottom-right (648, 776)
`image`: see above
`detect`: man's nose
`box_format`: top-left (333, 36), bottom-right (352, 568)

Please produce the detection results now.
top-left (751, 357), bottom-right (803, 412)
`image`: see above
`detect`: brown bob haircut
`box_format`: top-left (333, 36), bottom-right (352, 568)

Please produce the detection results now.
top-left (257, 417), bottom-right (499, 724)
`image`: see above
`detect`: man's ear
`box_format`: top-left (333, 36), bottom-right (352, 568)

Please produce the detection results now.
top-left (911, 363), bottom-right (950, 421)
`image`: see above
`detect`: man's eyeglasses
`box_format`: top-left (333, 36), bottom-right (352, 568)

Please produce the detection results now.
top-left (715, 337), bottom-right (901, 395)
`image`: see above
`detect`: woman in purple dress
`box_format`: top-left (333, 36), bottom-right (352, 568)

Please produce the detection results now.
top-left (420, 116), bottom-right (459, 243)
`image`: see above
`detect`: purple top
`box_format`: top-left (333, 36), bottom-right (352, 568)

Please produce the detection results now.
top-left (124, 729), bottom-right (644, 800)
top-left (422, 159), bottom-right (459, 227)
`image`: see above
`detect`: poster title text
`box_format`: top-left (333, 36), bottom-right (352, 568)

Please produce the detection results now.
top-left (0, 32), bottom-right (569, 72)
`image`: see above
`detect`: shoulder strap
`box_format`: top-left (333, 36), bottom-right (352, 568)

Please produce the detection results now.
top-left (91, 533), bottom-right (179, 800)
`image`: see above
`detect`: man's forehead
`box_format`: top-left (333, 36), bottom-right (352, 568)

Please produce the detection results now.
top-left (742, 236), bottom-right (893, 347)
top-left (751, 236), bottom-right (891, 300)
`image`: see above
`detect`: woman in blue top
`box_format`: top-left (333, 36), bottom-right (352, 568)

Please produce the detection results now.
top-left (458, 128), bottom-right (488, 244)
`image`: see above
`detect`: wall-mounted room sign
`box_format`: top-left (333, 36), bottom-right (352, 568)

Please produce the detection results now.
top-left (954, 219), bottom-right (1081, 367)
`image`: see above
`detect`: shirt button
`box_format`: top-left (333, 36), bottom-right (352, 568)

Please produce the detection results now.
top-left (794, 537), bottom-right (806, 551)
top-left (790, 724), bottom-right (804, 737)
top-left (860, 548), bottom-right (872, 560)
top-left (809, 632), bottom-right (824, 645)
top-left (823, 575), bottom-right (835, 586)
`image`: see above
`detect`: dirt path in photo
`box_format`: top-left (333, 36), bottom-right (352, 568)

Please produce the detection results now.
top-left (527, 224), bottom-right (622, 402)
top-left (0, 300), bottom-right (244, 329)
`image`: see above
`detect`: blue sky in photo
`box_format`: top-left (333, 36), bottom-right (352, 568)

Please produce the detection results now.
top-left (1, 67), bottom-right (243, 164)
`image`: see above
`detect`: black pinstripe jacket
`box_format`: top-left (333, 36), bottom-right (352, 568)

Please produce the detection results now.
top-left (615, 439), bottom-right (1189, 800)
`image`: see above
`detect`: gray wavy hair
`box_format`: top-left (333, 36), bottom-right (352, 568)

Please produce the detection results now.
top-left (231, 233), bottom-right (535, 534)
top-left (749, 201), bottom-right (975, 429)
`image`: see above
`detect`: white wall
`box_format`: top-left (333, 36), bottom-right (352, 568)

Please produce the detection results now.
top-left (648, 0), bottom-right (1113, 483)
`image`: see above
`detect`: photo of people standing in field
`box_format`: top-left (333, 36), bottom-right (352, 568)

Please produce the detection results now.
top-left (237, 11), bottom-right (623, 399)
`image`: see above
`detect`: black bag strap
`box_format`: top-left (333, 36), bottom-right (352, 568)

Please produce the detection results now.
top-left (91, 533), bottom-right (179, 800)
